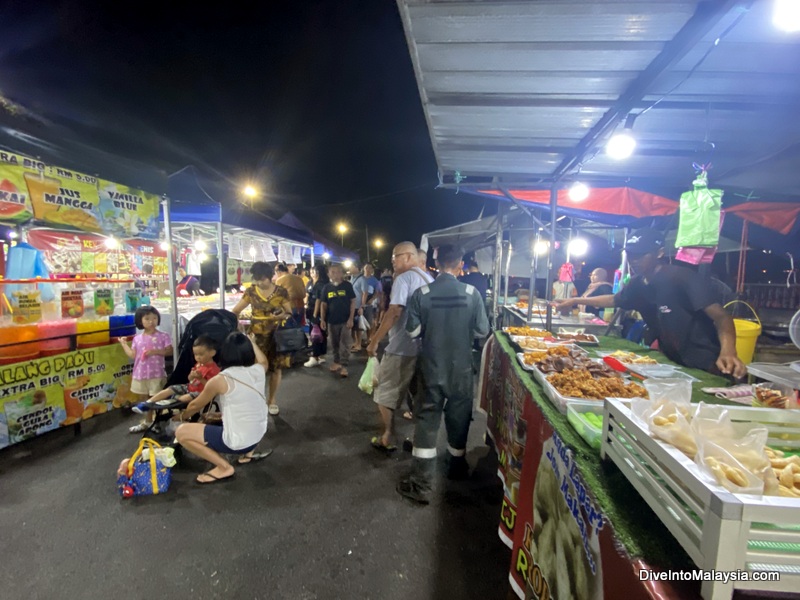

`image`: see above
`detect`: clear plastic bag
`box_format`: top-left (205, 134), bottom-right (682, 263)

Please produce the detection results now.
top-left (632, 378), bottom-right (697, 457)
top-left (696, 437), bottom-right (767, 496)
top-left (358, 357), bottom-right (380, 395)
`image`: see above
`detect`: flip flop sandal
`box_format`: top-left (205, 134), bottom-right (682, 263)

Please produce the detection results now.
top-left (402, 411), bottom-right (413, 420)
top-left (329, 365), bottom-right (342, 373)
top-left (268, 405), bottom-right (280, 416)
top-left (129, 422), bottom-right (149, 433)
top-left (196, 471), bottom-right (235, 485)
top-left (339, 370), bottom-right (349, 378)
top-left (237, 450), bottom-right (274, 464)
top-left (370, 436), bottom-right (397, 453)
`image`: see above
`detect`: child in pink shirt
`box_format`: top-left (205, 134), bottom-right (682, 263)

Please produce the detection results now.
top-left (119, 306), bottom-right (173, 433)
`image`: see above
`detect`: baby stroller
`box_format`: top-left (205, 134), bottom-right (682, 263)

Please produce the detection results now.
top-left (145, 309), bottom-right (239, 442)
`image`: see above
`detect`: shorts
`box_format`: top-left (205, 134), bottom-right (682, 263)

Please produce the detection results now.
top-left (373, 353), bottom-right (418, 410)
top-left (203, 425), bottom-right (257, 455)
top-left (131, 377), bottom-right (166, 396)
top-left (362, 305), bottom-right (376, 327)
top-left (170, 384), bottom-right (200, 399)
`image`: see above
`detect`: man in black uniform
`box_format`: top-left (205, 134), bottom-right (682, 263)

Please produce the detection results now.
top-left (555, 228), bottom-right (746, 378)
top-left (397, 245), bottom-right (490, 504)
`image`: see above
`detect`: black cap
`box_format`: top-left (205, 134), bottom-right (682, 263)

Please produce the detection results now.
top-left (625, 228), bottom-right (665, 256)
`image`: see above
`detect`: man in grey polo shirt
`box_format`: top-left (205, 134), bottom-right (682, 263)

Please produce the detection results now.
top-left (366, 241), bottom-right (433, 452)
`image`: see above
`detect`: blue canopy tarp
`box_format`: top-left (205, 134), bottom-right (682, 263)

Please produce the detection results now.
top-left (278, 212), bottom-right (357, 262)
top-left (163, 170), bottom-right (313, 246)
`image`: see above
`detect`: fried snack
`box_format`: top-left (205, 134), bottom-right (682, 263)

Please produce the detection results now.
top-left (547, 368), bottom-right (647, 400)
top-left (517, 337), bottom-right (547, 350)
top-left (608, 350), bottom-right (658, 365)
top-left (754, 386), bottom-right (791, 409)
top-left (705, 456), bottom-right (749, 488)
top-left (507, 326), bottom-right (551, 337)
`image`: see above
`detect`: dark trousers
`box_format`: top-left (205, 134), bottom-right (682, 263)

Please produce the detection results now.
top-left (328, 323), bottom-right (351, 367)
top-left (311, 328), bottom-right (328, 358)
top-left (412, 367), bottom-right (473, 456)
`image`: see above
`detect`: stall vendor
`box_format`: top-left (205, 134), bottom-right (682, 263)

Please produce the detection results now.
top-left (554, 228), bottom-right (746, 378)
top-left (176, 267), bottom-right (201, 296)
top-left (578, 268), bottom-right (613, 316)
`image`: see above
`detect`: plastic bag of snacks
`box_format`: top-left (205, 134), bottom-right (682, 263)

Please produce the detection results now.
top-left (632, 379), bottom-right (697, 457)
top-left (695, 425), bottom-right (777, 496)
top-left (752, 382), bottom-right (798, 409)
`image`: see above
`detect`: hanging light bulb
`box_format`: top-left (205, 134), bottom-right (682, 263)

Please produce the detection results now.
top-left (105, 237), bottom-right (119, 249)
top-left (8, 231), bottom-right (19, 239)
top-left (606, 114), bottom-right (637, 160)
top-left (534, 241), bottom-right (549, 256)
top-left (343, 259), bottom-right (353, 269)
top-left (322, 252), bottom-right (330, 260)
top-left (568, 182), bottom-right (590, 202)
top-left (774, 0), bottom-right (800, 32)
top-left (159, 241), bottom-right (170, 251)
top-left (195, 239), bottom-right (207, 251)
top-left (568, 238), bottom-right (589, 257)
top-left (249, 245), bottom-right (257, 258)
top-left (197, 252), bottom-right (208, 263)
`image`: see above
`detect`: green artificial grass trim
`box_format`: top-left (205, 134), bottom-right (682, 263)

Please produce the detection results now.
top-left (493, 332), bottom-right (733, 572)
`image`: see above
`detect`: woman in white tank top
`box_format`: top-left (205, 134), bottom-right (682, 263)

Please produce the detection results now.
top-left (176, 332), bottom-right (270, 484)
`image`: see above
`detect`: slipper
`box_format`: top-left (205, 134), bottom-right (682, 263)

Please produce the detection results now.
top-left (329, 364), bottom-right (342, 373)
top-left (129, 422), bottom-right (149, 434)
top-left (238, 450), bottom-right (274, 464)
top-left (196, 471), bottom-right (235, 485)
top-left (402, 411), bottom-right (413, 420)
top-left (268, 405), bottom-right (280, 416)
top-left (371, 436), bottom-right (397, 453)
top-left (339, 370), bottom-right (349, 378)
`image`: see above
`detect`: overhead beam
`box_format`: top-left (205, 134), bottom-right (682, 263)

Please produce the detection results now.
top-left (550, 0), bottom-right (746, 183)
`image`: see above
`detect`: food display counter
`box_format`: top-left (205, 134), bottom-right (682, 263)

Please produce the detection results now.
top-left (478, 331), bottom-right (796, 600)
top-left (0, 278), bottom-right (141, 449)
top-left (502, 305), bottom-right (622, 336)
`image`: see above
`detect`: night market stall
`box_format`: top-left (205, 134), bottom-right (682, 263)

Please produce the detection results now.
top-left (155, 168), bottom-right (315, 340)
top-left (398, 0), bottom-right (800, 598)
top-left (0, 149), bottom-right (166, 449)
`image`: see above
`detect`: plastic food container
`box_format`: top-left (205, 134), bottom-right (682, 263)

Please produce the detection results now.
top-left (0, 324), bottom-right (40, 363)
top-left (567, 403), bottom-right (604, 450)
top-left (76, 317), bottom-right (110, 348)
top-left (38, 319), bottom-right (76, 356)
top-left (752, 382), bottom-right (799, 410)
top-left (109, 314), bottom-right (136, 339)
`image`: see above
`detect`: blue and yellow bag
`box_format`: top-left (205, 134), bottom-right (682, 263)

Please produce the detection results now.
top-left (117, 438), bottom-right (172, 498)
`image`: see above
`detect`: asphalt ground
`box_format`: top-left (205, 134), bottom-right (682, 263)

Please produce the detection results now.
top-left (0, 349), bottom-right (510, 600)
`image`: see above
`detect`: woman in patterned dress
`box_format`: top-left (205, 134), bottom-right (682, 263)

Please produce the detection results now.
top-left (232, 262), bottom-right (293, 415)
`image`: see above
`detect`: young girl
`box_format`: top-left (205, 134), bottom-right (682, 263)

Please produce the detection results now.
top-left (119, 306), bottom-right (173, 433)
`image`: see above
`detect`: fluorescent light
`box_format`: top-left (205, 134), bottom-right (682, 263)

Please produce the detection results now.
top-left (534, 241), bottom-right (549, 256)
top-left (606, 132), bottom-right (636, 160)
top-left (774, 0), bottom-right (800, 32)
top-left (568, 182), bottom-right (590, 202)
top-left (568, 238), bottom-right (589, 257)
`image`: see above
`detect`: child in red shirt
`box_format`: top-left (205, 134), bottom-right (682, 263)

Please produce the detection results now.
top-left (132, 335), bottom-right (220, 413)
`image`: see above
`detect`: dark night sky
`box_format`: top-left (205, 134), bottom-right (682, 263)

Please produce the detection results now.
top-left (0, 0), bottom-right (487, 261)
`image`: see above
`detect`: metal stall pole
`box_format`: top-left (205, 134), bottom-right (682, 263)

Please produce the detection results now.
top-left (526, 213), bottom-right (538, 323)
top-left (502, 239), bottom-right (512, 324)
top-left (544, 186), bottom-right (558, 332)
top-left (491, 203), bottom-right (506, 329)
top-left (162, 196), bottom-right (180, 363)
top-left (311, 247), bottom-right (315, 268)
top-left (217, 221), bottom-right (225, 309)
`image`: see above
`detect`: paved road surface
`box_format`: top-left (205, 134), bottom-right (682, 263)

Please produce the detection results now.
top-left (0, 351), bottom-right (509, 600)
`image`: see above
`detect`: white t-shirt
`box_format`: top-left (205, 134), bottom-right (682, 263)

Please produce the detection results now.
top-left (387, 267), bottom-right (434, 356)
top-left (218, 365), bottom-right (268, 450)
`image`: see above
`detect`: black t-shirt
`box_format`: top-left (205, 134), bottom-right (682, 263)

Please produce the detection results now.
top-left (583, 283), bottom-right (613, 316)
top-left (614, 264), bottom-right (721, 371)
top-left (321, 281), bottom-right (356, 325)
top-left (458, 272), bottom-right (489, 300)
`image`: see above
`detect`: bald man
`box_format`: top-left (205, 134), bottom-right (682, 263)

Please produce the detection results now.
top-left (367, 242), bottom-right (433, 451)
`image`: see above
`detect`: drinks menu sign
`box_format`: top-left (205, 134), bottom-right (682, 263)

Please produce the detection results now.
top-left (0, 150), bottom-right (160, 239)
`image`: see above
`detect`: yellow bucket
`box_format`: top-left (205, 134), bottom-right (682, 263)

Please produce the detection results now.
top-left (724, 301), bottom-right (761, 365)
